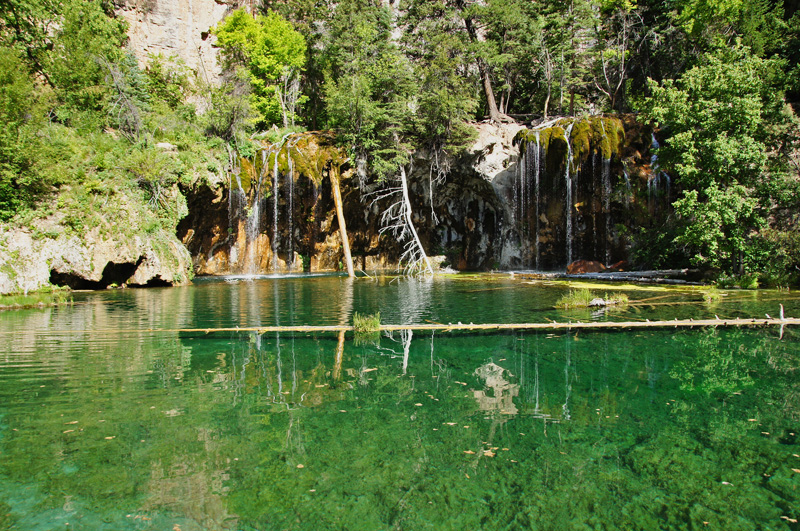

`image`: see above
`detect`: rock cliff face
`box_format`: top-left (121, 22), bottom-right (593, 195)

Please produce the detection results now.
top-left (0, 223), bottom-right (192, 294)
top-left (115, 0), bottom-right (237, 81)
top-left (0, 117), bottom-right (661, 294)
top-left (176, 117), bottom-right (662, 276)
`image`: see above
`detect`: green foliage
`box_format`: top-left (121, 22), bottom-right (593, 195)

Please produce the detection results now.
top-left (0, 46), bottom-right (38, 219)
top-left (46, 0), bottom-right (128, 127)
top-left (214, 9), bottom-right (307, 129)
top-left (402, 0), bottom-right (479, 155)
top-left (144, 54), bottom-right (194, 112)
top-left (324, 0), bottom-right (415, 179)
top-left (645, 44), bottom-right (797, 274)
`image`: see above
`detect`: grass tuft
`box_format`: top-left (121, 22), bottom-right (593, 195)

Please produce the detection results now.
top-left (556, 289), bottom-right (593, 309)
top-left (0, 287), bottom-right (72, 310)
top-left (353, 312), bottom-right (381, 333)
top-left (556, 289), bottom-right (629, 309)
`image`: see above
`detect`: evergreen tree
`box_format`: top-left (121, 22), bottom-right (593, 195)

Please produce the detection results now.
top-left (323, 0), bottom-right (415, 179)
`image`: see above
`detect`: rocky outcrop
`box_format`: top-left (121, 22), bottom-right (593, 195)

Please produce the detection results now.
top-left (115, 0), bottom-right (238, 82)
top-left (178, 126), bottom-right (528, 275)
top-left (176, 116), bottom-right (663, 277)
top-left (0, 221), bottom-right (192, 294)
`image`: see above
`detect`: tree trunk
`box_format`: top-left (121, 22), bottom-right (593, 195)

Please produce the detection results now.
top-left (543, 87), bottom-right (551, 120)
top-left (334, 329), bottom-right (345, 381)
top-left (463, 11), bottom-right (513, 123)
top-left (569, 89), bottom-right (576, 116)
top-left (480, 62), bottom-right (507, 123)
top-left (330, 167), bottom-right (355, 278)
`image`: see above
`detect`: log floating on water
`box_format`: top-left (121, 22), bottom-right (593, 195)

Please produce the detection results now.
top-left (3, 317), bottom-right (796, 336)
top-left (135, 317), bottom-right (799, 334)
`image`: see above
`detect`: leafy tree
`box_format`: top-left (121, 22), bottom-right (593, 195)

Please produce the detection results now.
top-left (214, 9), bottom-right (307, 129)
top-left (645, 43), bottom-right (797, 273)
top-left (46, 0), bottom-right (127, 127)
top-left (145, 54), bottom-right (194, 112)
top-left (0, 46), bottom-right (37, 218)
top-left (0, 0), bottom-right (61, 86)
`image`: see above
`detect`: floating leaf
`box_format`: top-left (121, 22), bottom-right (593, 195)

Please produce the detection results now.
top-left (463, 450), bottom-right (475, 454)
top-left (296, 464), bottom-right (305, 469)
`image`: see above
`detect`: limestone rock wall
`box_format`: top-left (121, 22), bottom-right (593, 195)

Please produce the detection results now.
top-left (177, 117), bottom-right (663, 278)
top-left (0, 224), bottom-right (192, 294)
top-left (115, 0), bottom-right (241, 82)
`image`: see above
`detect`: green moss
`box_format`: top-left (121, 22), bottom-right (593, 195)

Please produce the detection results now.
top-left (569, 119), bottom-right (593, 166)
top-left (0, 286), bottom-right (72, 309)
top-left (517, 116), bottom-right (628, 177)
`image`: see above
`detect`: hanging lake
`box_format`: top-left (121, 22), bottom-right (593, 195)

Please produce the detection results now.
top-left (1, 274), bottom-right (799, 530)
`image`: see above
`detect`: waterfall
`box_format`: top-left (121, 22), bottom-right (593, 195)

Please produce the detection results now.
top-left (649, 132), bottom-right (672, 210)
top-left (623, 169), bottom-right (631, 210)
top-left (533, 131), bottom-right (541, 271)
top-left (602, 156), bottom-right (611, 266)
top-left (286, 147), bottom-right (294, 268)
top-left (272, 145), bottom-right (280, 274)
top-left (564, 122), bottom-right (575, 267)
top-left (510, 116), bottom-right (637, 271)
top-left (516, 131), bottom-right (542, 270)
top-left (224, 132), bottom-right (307, 275)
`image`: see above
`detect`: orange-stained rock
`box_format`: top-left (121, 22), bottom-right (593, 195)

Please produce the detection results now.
top-left (567, 260), bottom-right (606, 274)
top-left (607, 260), bottom-right (628, 272)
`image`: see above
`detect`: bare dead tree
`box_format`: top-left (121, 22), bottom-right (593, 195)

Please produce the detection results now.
top-left (371, 165), bottom-right (434, 278)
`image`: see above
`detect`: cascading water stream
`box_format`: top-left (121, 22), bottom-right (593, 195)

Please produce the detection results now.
top-left (533, 131), bottom-right (541, 271)
top-left (564, 122), bottom-right (575, 268)
top-left (602, 156), bottom-right (611, 266)
top-left (272, 145), bottom-right (280, 274)
top-left (516, 131), bottom-right (542, 269)
top-left (244, 150), bottom-right (268, 275)
top-left (649, 133), bottom-right (672, 210)
top-left (623, 170), bottom-right (631, 210)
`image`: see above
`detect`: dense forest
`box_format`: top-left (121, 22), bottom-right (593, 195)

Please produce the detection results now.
top-left (1, 0), bottom-right (799, 285)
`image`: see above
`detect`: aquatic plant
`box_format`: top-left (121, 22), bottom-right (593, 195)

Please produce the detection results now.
top-left (353, 312), bottom-right (381, 333)
top-left (702, 286), bottom-right (722, 303)
top-left (556, 289), bottom-right (628, 309)
top-left (556, 288), bottom-right (593, 308)
top-left (0, 286), bottom-right (72, 309)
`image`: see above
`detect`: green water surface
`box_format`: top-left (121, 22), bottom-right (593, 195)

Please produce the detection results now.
top-left (0, 275), bottom-right (798, 530)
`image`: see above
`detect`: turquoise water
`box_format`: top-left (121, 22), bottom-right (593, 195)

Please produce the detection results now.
top-left (0, 275), bottom-right (799, 530)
